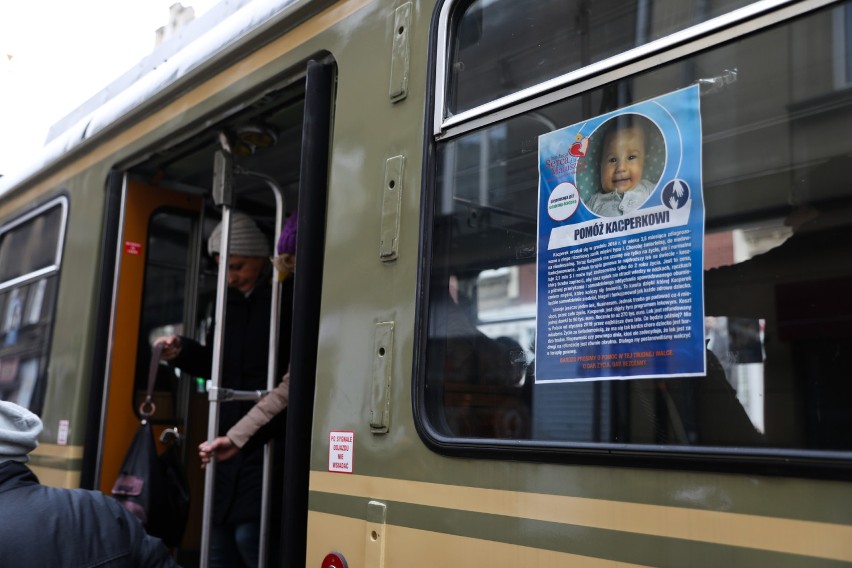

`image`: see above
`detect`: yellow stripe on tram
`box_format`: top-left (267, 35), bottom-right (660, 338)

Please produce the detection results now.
top-left (310, 471), bottom-right (852, 562)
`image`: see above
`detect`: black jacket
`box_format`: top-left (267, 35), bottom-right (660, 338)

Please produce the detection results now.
top-left (0, 461), bottom-right (179, 568)
top-left (173, 276), bottom-right (292, 524)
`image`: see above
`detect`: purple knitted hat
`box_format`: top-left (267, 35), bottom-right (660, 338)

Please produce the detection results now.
top-left (277, 211), bottom-right (298, 255)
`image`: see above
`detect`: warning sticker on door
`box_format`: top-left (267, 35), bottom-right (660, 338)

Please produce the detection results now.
top-left (328, 431), bottom-right (354, 474)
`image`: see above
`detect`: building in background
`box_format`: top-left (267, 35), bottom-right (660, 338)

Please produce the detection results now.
top-left (156, 3), bottom-right (198, 47)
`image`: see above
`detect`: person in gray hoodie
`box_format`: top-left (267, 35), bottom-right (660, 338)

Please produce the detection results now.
top-left (0, 400), bottom-right (179, 568)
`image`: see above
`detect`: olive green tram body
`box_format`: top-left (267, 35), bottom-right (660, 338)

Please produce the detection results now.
top-left (0, 0), bottom-right (850, 565)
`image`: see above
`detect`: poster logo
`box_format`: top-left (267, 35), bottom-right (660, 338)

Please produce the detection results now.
top-left (569, 134), bottom-right (589, 157)
top-left (662, 179), bottom-right (690, 209)
top-left (547, 182), bottom-right (580, 221)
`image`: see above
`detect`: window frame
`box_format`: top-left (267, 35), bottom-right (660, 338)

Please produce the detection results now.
top-left (433, 0), bottom-right (836, 140)
top-left (416, 0), bottom-right (852, 477)
top-left (0, 195), bottom-right (69, 411)
top-left (0, 196), bottom-right (68, 292)
top-left (832, 3), bottom-right (852, 87)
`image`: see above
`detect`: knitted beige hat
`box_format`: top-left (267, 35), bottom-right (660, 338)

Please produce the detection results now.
top-left (0, 401), bottom-right (42, 464)
top-left (208, 211), bottom-right (271, 257)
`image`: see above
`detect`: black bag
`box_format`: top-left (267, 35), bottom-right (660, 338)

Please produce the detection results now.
top-left (112, 345), bottom-right (190, 548)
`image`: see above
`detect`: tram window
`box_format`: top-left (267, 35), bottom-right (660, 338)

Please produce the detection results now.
top-left (135, 210), bottom-right (201, 421)
top-left (424, 2), bottom-right (852, 457)
top-left (447, 0), bottom-right (760, 115)
top-left (0, 198), bottom-right (66, 412)
top-left (0, 201), bottom-right (64, 283)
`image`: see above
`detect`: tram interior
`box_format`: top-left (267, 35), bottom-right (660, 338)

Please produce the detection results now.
top-left (120, 78), bottom-right (307, 561)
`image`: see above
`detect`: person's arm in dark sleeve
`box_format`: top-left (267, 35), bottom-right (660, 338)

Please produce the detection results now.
top-left (171, 335), bottom-right (212, 379)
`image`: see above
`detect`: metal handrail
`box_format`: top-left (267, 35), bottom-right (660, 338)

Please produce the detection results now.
top-left (199, 150), bottom-right (285, 568)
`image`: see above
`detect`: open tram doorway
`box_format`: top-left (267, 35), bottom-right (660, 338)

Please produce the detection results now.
top-left (96, 61), bottom-right (333, 567)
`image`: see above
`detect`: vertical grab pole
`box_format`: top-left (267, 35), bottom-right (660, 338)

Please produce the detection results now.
top-left (258, 179), bottom-right (283, 568)
top-left (200, 146), bottom-right (235, 568)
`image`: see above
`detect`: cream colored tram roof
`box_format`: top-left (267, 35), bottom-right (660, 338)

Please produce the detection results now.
top-left (0, 0), bottom-right (307, 196)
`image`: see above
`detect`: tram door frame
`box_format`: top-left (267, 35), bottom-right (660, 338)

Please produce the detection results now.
top-left (96, 57), bottom-right (335, 567)
top-left (196, 57), bottom-right (336, 568)
top-left (96, 180), bottom-right (204, 542)
top-left (100, 175), bottom-right (288, 564)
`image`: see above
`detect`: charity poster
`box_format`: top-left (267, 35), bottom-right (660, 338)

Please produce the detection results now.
top-left (535, 85), bottom-right (705, 383)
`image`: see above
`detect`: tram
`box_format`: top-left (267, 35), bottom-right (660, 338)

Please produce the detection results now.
top-left (1, 0), bottom-right (851, 565)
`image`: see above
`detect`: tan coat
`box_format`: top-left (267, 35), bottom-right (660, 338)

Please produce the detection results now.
top-left (227, 370), bottom-right (290, 448)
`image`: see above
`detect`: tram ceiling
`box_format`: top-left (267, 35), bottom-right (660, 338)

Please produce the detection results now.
top-left (132, 84), bottom-right (306, 216)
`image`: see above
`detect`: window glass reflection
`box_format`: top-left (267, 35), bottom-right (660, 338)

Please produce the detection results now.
top-left (0, 200), bottom-right (65, 412)
top-left (449, 0), bottom-right (759, 115)
top-left (427, 4), bottom-right (852, 451)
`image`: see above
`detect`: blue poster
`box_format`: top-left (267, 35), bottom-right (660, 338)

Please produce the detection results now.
top-left (535, 86), bottom-right (705, 383)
